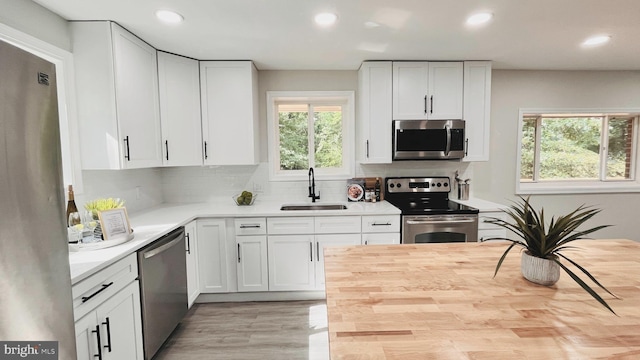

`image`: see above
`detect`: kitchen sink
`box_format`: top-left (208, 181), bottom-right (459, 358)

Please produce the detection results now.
top-left (280, 204), bottom-right (348, 211)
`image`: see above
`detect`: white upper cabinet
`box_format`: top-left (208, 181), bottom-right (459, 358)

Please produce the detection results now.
top-left (392, 62), bottom-right (463, 120)
top-left (357, 61), bottom-right (393, 164)
top-left (72, 21), bottom-right (162, 169)
top-left (200, 61), bottom-right (259, 165)
top-left (157, 52), bottom-right (203, 166)
top-left (463, 61), bottom-right (492, 162)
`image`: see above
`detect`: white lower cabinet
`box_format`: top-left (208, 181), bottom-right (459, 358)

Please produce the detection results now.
top-left (478, 211), bottom-right (508, 242)
top-left (185, 221), bottom-right (200, 307)
top-left (267, 216), bottom-right (362, 291)
top-left (361, 215), bottom-right (401, 245)
top-left (197, 219), bottom-right (229, 293)
top-left (236, 235), bottom-right (269, 292)
top-left (315, 234), bottom-right (361, 288)
top-left (73, 254), bottom-right (143, 360)
top-left (268, 235), bottom-right (316, 291)
top-left (362, 233), bottom-right (400, 245)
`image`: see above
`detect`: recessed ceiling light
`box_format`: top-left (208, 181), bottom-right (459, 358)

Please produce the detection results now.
top-left (582, 35), bottom-right (611, 47)
top-left (315, 12), bottom-right (338, 27)
top-left (466, 12), bottom-right (493, 26)
top-left (155, 9), bottom-right (184, 24)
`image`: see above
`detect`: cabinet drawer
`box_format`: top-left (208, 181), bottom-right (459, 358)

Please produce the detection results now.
top-left (479, 212), bottom-right (507, 230)
top-left (315, 216), bottom-right (361, 234)
top-left (235, 217), bottom-right (267, 235)
top-left (267, 217), bottom-right (314, 235)
top-left (362, 215), bottom-right (400, 233)
top-left (72, 253), bottom-right (138, 320)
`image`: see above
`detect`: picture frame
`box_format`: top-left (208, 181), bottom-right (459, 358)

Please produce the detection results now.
top-left (98, 207), bottom-right (132, 240)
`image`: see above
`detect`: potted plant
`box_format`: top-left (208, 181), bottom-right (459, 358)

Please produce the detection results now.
top-left (485, 196), bottom-right (619, 314)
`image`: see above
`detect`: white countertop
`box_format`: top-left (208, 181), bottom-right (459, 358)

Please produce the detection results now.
top-left (68, 198), bottom-right (400, 285)
top-left (451, 198), bottom-right (508, 212)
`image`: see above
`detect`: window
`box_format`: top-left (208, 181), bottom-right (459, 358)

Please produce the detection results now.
top-left (517, 109), bottom-right (640, 194)
top-left (267, 91), bottom-right (354, 180)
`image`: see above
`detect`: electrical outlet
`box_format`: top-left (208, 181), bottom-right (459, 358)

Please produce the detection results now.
top-left (253, 182), bottom-right (263, 193)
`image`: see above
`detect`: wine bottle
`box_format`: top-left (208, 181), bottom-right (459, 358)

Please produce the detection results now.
top-left (66, 185), bottom-right (80, 226)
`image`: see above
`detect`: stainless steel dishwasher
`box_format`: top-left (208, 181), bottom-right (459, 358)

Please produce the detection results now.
top-left (137, 227), bottom-right (188, 360)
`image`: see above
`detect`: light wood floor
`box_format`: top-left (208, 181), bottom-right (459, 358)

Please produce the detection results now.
top-left (154, 300), bottom-right (329, 360)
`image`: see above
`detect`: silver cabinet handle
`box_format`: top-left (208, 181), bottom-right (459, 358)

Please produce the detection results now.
top-left (185, 233), bottom-right (191, 254)
top-left (309, 242), bottom-right (313, 262)
top-left (371, 222), bottom-right (392, 226)
top-left (237, 243), bottom-right (241, 263)
top-left (366, 140), bottom-right (369, 158)
top-left (239, 224), bottom-right (261, 229)
top-left (430, 95), bottom-right (433, 114)
top-left (316, 242), bottom-right (320, 262)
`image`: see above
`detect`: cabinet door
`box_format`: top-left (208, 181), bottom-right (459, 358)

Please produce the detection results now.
top-left (427, 62), bottom-right (463, 119)
top-left (362, 233), bottom-right (400, 245)
top-left (392, 62), bottom-right (428, 120)
top-left (200, 61), bottom-right (259, 165)
top-left (75, 312), bottom-right (99, 360)
top-left (197, 219), bottom-right (229, 293)
top-left (358, 62), bottom-right (392, 163)
top-left (185, 221), bottom-right (200, 307)
top-left (111, 23), bottom-right (162, 168)
top-left (236, 235), bottom-right (269, 292)
top-left (463, 61), bottom-right (492, 162)
top-left (97, 281), bottom-right (144, 360)
top-left (315, 234), bottom-right (361, 289)
top-left (267, 235), bottom-right (315, 291)
top-left (158, 52), bottom-right (203, 166)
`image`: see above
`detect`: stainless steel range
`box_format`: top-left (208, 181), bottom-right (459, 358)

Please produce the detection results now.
top-left (385, 177), bottom-right (479, 244)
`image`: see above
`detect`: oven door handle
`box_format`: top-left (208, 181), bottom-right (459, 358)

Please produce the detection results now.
top-left (406, 218), bottom-right (476, 225)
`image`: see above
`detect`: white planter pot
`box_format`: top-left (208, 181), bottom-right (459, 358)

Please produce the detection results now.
top-left (521, 251), bottom-right (560, 286)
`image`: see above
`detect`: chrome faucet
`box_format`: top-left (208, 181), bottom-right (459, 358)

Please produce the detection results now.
top-left (308, 167), bottom-right (320, 202)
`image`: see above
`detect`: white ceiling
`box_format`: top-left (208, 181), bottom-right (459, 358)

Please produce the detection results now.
top-left (34, 0), bottom-right (640, 71)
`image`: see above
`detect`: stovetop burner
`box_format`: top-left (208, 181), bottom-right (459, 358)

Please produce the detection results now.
top-left (384, 176), bottom-right (479, 215)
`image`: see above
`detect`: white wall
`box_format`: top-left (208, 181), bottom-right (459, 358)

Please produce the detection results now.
top-left (474, 70), bottom-right (640, 241)
top-left (0, 0), bottom-right (70, 51)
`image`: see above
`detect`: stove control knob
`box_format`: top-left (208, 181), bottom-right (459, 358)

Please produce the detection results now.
top-left (397, 183), bottom-right (402, 188)
top-left (389, 183), bottom-right (394, 188)
top-left (444, 182), bottom-right (449, 187)
top-left (436, 182), bottom-right (442, 187)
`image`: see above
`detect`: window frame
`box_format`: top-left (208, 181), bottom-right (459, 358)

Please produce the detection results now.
top-left (267, 91), bottom-right (355, 181)
top-left (516, 108), bottom-right (640, 194)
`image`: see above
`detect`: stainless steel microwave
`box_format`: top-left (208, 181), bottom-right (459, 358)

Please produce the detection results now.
top-left (393, 119), bottom-right (465, 160)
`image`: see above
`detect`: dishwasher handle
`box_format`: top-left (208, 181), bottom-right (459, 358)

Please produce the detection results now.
top-left (142, 229), bottom-right (185, 259)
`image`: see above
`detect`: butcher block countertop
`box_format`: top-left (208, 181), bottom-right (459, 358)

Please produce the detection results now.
top-left (323, 239), bottom-right (640, 359)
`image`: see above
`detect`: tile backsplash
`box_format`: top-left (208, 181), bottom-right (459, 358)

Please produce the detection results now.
top-left (76, 161), bottom-right (474, 213)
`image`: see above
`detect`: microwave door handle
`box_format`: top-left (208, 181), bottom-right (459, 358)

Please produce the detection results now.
top-left (445, 125), bottom-right (451, 156)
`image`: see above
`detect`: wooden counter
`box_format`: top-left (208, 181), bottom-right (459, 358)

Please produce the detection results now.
top-left (323, 240), bottom-right (640, 359)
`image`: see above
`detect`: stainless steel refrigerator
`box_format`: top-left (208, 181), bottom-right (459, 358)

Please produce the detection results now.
top-left (0, 39), bottom-right (77, 359)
